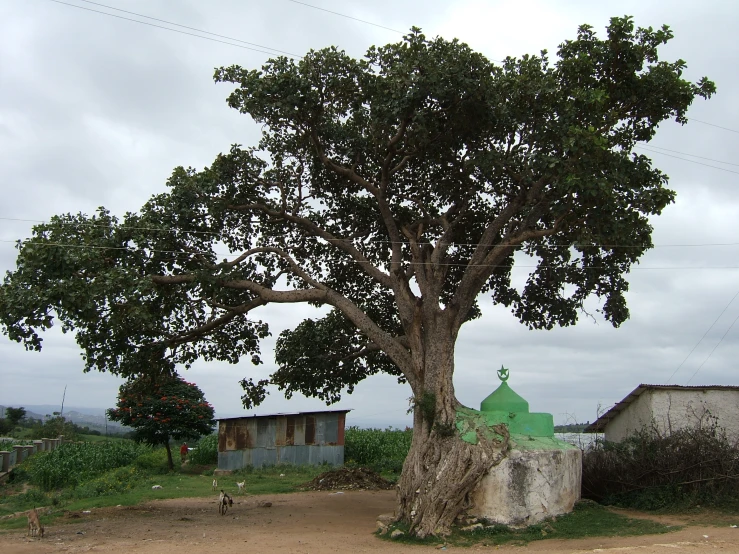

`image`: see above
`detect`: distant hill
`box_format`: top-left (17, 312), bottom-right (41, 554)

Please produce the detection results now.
top-left (0, 405), bottom-right (129, 434)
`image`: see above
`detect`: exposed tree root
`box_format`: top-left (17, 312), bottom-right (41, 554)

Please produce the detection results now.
top-left (396, 423), bottom-right (510, 538)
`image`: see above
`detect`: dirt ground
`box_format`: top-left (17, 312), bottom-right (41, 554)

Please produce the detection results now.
top-left (3, 490), bottom-right (739, 553)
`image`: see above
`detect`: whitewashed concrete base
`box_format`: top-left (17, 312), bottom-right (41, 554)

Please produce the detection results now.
top-left (469, 446), bottom-right (582, 527)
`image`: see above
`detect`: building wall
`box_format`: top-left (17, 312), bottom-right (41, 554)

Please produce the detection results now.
top-left (605, 389), bottom-right (739, 442)
top-left (217, 412), bottom-right (346, 470)
top-left (604, 391), bottom-right (653, 442)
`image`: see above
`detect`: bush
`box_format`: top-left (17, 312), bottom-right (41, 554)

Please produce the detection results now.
top-left (189, 434), bottom-right (218, 465)
top-left (132, 448), bottom-right (170, 474)
top-left (344, 427), bottom-right (412, 473)
top-left (70, 466), bottom-right (148, 498)
top-left (582, 426), bottom-right (739, 510)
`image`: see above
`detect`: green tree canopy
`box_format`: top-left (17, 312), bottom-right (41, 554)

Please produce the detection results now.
top-left (107, 374), bottom-right (215, 469)
top-left (5, 407), bottom-right (26, 426)
top-left (0, 17), bottom-right (714, 536)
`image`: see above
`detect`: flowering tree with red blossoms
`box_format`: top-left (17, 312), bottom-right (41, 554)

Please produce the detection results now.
top-left (107, 374), bottom-right (215, 470)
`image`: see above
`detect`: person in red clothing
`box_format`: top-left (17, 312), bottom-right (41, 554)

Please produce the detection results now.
top-left (180, 442), bottom-right (188, 464)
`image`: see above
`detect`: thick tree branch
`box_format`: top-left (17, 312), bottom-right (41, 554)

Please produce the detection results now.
top-left (163, 298), bottom-right (267, 346)
top-left (228, 202), bottom-right (393, 288)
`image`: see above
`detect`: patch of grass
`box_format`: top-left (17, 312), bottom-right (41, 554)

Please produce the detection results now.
top-left (0, 461), bottom-right (332, 532)
top-left (380, 502), bottom-right (680, 547)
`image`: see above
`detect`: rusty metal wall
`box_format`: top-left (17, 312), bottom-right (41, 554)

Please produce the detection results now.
top-left (218, 444), bottom-right (344, 470)
top-left (217, 411), bottom-right (347, 470)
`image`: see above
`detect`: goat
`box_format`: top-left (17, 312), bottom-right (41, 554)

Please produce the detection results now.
top-left (218, 490), bottom-right (233, 516)
top-left (27, 507), bottom-right (44, 539)
top-left (236, 481), bottom-right (245, 494)
top-left (212, 478), bottom-right (218, 491)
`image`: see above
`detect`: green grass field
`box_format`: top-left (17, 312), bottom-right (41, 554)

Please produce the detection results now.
top-left (381, 501), bottom-right (679, 546)
top-left (0, 430), bottom-right (704, 545)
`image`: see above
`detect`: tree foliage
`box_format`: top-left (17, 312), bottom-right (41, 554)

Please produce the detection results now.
top-left (107, 374), bottom-right (215, 469)
top-left (0, 17), bottom-right (715, 535)
top-left (0, 19), bottom-right (713, 409)
top-left (5, 407), bottom-right (26, 426)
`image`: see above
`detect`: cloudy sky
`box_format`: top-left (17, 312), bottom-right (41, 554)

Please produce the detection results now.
top-left (1, 0), bottom-right (738, 429)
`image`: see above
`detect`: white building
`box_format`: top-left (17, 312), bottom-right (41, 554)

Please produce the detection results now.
top-left (585, 384), bottom-right (739, 442)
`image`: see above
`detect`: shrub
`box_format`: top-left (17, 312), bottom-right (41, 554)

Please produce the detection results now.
top-left (189, 434), bottom-right (218, 465)
top-left (582, 426), bottom-right (739, 510)
top-left (132, 448), bottom-right (170, 474)
top-left (71, 466), bottom-right (147, 498)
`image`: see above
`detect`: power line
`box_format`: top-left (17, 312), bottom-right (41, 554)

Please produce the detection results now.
top-left (2, 239), bottom-right (739, 270)
top-left (45, 0), bottom-right (302, 58)
top-left (2, 217), bottom-right (739, 249)
top-left (685, 308), bottom-right (739, 385)
top-left (74, 0), bottom-right (301, 57)
top-left (664, 289), bottom-right (739, 384)
top-left (687, 118), bottom-right (739, 135)
top-left (643, 145), bottom-right (739, 167)
top-left (636, 146), bottom-right (739, 175)
top-left (283, 0), bottom-right (403, 34)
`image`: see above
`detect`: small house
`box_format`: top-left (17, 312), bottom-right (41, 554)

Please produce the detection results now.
top-left (216, 409), bottom-right (350, 472)
top-left (584, 384), bottom-right (739, 442)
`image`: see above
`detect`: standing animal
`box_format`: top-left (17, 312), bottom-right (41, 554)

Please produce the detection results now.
top-left (27, 507), bottom-right (44, 539)
top-left (236, 481), bottom-right (245, 494)
top-left (218, 490), bottom-right (233, 516)
top-left (212, 478), bottom-right (218, 491)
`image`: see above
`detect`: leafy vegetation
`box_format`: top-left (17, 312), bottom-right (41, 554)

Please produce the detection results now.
top-left (344, 427), bottom-right (412, 473)
top-left (582, 425), bottom-right (739, 510)
top-left (0, 17), bottom-right (715, 537)
top-left (108, 374), bottom-right (215, 469)
top-left (188, 433), bottom-right (218, 465)
top-left (16, 440), bottom-right (151, 491)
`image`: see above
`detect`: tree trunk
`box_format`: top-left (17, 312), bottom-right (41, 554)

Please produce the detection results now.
top-left (164, 439), bottom-right (174, 471)
top-left (394, 321), bottom-right (510, 538)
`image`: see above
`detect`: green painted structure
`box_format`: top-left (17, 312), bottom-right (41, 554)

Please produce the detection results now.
top-left (463, 366), bottom-right (582, 526)
top-left (457, 366), bottom-right (576, 452)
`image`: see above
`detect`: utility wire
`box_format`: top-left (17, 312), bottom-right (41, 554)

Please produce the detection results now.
top-left (643, 145), bottom-right (739, 167)
top-left (687, 118), bottom-right (739, 135)
top-left (685, 308), bottom-right (739, 385)
top-left (73, 0), bottom-right (301, 57)
top-left (45, 0), bottom-right (302, 58)
top-left (1, 239), bottom-right (738, 270)
top-left (664, 289), bottom-right (739, 384)
top-left (635, 146), bottom-right (739, 175)
top-left (2, 217), bottom-right (739, 249)
top-left (283, 0), bottom-right (403, 34)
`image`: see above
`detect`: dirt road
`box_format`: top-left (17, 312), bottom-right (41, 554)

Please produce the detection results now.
top-left (2, 490), bottom-right (739, 553)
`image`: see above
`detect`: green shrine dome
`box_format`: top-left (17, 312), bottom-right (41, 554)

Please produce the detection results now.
top-left (480, 366), bottom-right (529, 413)
top-left (471, 366), bottom-right (554, 438)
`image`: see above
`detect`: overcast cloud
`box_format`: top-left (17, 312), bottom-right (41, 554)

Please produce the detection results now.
top-left (1, 0), bottom-right (738, 429)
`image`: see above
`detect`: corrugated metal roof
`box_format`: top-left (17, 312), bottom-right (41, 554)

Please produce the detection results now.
top-left (584, 384), bottom-right (739, 433)
top-left (216, 409), bottom-right (352, 422)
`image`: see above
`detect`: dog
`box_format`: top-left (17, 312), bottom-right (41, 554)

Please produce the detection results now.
top-left (236, 481), bottom-right (245, 494)
top-left (212, 478), bottom-right (218, 491)
top-left (27, 507), bottom-right (44, 539)
top-left (218, 490), bottom-right (233, 516)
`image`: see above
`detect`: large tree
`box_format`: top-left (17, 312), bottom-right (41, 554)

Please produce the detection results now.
top-left (107, 374), bottom-right (216, 470)
top-left (0, 18), bottom-right (713, 536)
top-left (5, 407), bottom-right (26, 427)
